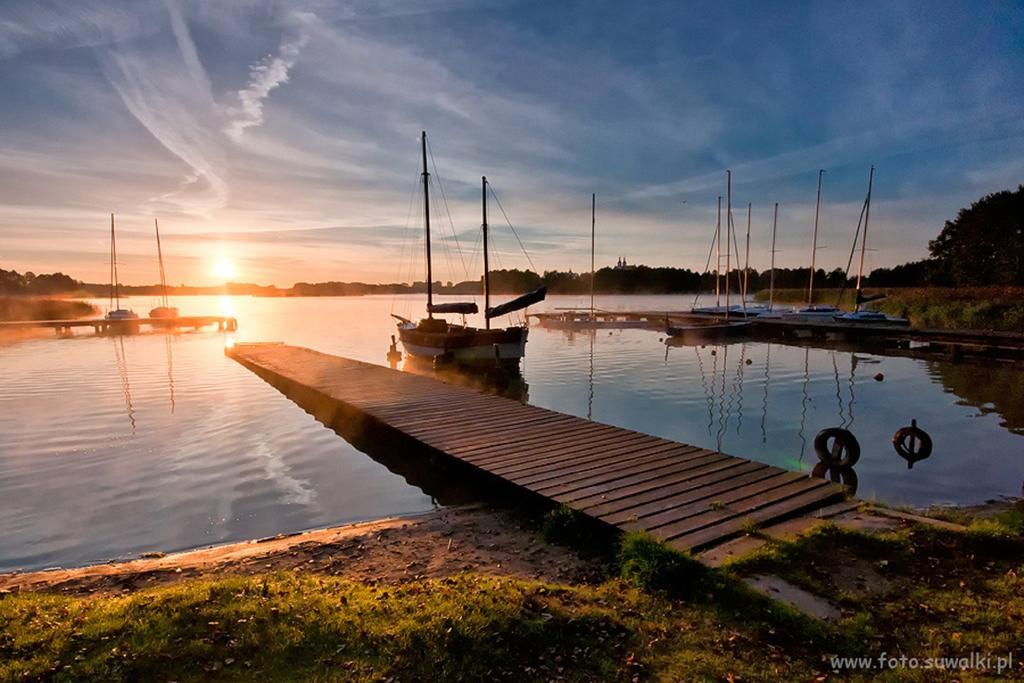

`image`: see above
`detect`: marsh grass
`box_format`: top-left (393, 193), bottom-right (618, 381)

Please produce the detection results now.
top-left (0, 297), bottom-right (96, 322)
top-left (755, 287), bottom-right (1024, 331)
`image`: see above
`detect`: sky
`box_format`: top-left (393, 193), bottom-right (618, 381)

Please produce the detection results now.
top-left (1, 0), bottom-right (1022, 287)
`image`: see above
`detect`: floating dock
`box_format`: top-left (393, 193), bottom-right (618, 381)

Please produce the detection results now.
top-left (227, 343), bottom-right (847, 553)
top-left (532, 310), bottom-right (1024, 360)
top-left (0, 315), bottom-right (238, 336)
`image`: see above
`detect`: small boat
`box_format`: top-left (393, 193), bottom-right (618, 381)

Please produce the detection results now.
top-left (149, 218), bottom-right (178, 321)
top-left (104, 213), bottom-right (139, 326)
top-left (834, 309), bottom-right (909, 326)
top-left (395, 132), bottom-right (545, 370)
top-left (777, 304), bottom-right (843, 322)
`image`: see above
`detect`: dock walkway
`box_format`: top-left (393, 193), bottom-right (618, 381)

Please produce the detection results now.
top-left (0, 315), bottom-right (238, 336)
top-left (228, 344), bottom-right (846, 552)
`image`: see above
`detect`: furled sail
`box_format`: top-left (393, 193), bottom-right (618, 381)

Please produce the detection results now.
top-left (428, 302), bottom-right (479, 314)
top-left (485, 287), bottom-right (547, 319)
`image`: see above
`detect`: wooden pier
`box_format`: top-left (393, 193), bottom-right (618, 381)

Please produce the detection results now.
top-left (0, 315), bottom-right (238, 336)
top-left (531, 310), bottom-right (1024, 360)
top-left (227, 343), bottom-right (847, 553)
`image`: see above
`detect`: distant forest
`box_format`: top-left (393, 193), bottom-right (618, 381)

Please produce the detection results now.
top-left (3, 184), bottom-right (1020, 297)
top-left (0, 264), bottom-right (940, 298)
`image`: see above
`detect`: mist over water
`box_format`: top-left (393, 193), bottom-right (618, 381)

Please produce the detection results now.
top-left (1, 294), bottom-right (1022, 571)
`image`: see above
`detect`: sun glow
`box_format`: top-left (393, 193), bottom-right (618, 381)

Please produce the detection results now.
top-left (211, 256), bottom-right (238, 281)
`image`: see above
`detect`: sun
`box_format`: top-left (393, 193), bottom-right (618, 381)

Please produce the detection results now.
top-left (211, 256), bottom-right (238, 281)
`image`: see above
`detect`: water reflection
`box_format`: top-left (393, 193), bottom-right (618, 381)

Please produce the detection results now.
top-left (396, 354), bottom-right (530, 403)
top-left (4, 294), bottom-right (1024, 572)
top-left (112, 335), bottom-right (136, 432)
top-left (812, 462), bottom-right (859, 495)
top-left (926, 361), bottom-right (1024, 435)
top-left (165, 333), bottom-right (176, 414)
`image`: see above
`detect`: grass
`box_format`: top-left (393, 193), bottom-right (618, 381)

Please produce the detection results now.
top-left (0, 297), bottom-right (96, 322)
top-left (726, 521), bottom-right (1024, 681)
top-left (4, 517), bottom-right (1022, 681)
top-left (0, 573), bottom-right (826, 682)
top-left (754, 286), bottom-right (1024, 332)
top-left (876, 287), bottom-right (1024, 332)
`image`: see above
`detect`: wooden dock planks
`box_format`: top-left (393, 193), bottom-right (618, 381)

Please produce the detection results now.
top-left (228, 343), bottom-right (846, 552)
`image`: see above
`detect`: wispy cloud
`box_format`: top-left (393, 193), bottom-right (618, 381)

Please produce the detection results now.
top-left (98, 2), bottom-right (227, 216)
top-left (223, 11), bottom-right (316, 143)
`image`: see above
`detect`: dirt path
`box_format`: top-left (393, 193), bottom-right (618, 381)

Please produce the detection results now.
top-left (0, 506), bottom-right (604, 596)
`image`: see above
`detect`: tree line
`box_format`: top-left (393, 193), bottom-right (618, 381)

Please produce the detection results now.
top-left (3, 184), bottom-right (1020, 296)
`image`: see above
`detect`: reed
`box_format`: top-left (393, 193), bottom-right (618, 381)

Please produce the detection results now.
top-left (0, 296), bottom-right (96, 322)
top-left (754, 287), bottom-right (1024, 331)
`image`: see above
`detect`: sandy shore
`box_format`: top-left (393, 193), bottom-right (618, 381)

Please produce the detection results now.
top-left (0, 505), bottom-right (604, 596)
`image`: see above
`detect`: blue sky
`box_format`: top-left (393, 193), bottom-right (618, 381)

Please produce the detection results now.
top-left (1, 0), bottom-right (1022, 286)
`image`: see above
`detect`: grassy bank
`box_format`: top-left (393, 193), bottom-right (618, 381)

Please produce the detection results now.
top-left (755, 287), bottom-right (1024, 332)
top-left (0, 297), bottom-right (96, 322)
top-left (3, 509), bottom-right (1022, 681)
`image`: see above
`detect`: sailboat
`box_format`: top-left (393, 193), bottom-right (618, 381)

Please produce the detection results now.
top-left (149, 218), bottom-right (179, 321)
top-left (393, 132), bottom-right (546, 370)
top-left (834, 166), bottom-right (908, 326)
top-left (779, 169), bottom-right (843, 322)
top-left (685, 172), bottom-right (756, 336)
top-left (105, 213), bottom-right (139, 324)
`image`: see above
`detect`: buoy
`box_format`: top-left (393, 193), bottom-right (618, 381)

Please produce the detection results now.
top-left (813, 427), bottom-right (861, 467)
top-left (874, 372), bottom-right (884, 382)
top-left (892, 419), bottom-right (932, 469)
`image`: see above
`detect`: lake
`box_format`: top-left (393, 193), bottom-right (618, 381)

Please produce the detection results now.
top-left (1, 294), bottom-right (1022, 571)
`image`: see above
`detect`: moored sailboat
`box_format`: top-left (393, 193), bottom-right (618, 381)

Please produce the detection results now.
top-left (149, 218), bottom-right (179, 321)
top-left (105, 213), bottom-right (139, 328)
top-left (834, 167), bottom-right (907, 326)
top-left (394, 132), bottom-right (546, 370)
top-left (775, 170), bottom-right (843, 322)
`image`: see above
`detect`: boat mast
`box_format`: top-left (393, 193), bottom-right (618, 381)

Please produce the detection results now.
top-left (725, 171), bottom-right (732, 313)
top-left (808, 169), bottom-right (824, 306)
top-left (109, 213), bottom-right (115, 311)
top-left (855, 165), bottom-right (874, 312)
top-left (590, 193), bottom-right (596, 319)
top-left (769, 202), bottom-right (778, 311)
top-left (482, 176), bottom-right (490, 330)
top-left (421, 131), bottom-right (433, 317)
top-left (743, 202), bottom-right (751, 303)
top-left (155, 218), bottom-right (168, 307)
top-left (111, 213), bottom-right (121, 310)
top-left (715, 196), bottom-right (722, 307)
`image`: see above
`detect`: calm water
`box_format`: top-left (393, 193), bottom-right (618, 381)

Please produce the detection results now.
top-left (1, 294), bottom-right (1022, 571)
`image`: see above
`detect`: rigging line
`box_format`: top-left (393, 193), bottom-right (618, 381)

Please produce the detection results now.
top-left (729, 207), bottom-right (743, 304)
top-left (426, 136), bottom-right (469, 278)
top-left (694, 219), bottom-right (718, 309)
top-left (835, 196), bottom-right (869, 307)
top-left (429, 180), bottom-right (458, 286)
top-left (488, 183), bottom-right (538, 273)
top-left (392, 168), bottom-right (423, 312)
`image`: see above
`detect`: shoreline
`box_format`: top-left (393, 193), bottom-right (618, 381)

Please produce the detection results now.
top-left (0, 505), bottom-right (603, 597)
